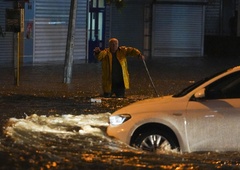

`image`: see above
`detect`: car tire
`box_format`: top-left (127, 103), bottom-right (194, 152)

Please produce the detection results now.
top-left (132, 130), bottom-right (179, 153)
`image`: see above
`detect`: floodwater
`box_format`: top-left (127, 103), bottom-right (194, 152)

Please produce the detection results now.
top-left (1, 57), bottom-right (240, 169)
top-left (1, 97), bottom-right (240, 170)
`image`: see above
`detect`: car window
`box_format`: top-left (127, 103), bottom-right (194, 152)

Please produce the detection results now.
top-left (205, 71), bottom-right (240, 99)
top-left (173, 69), bottom-right (227, 97)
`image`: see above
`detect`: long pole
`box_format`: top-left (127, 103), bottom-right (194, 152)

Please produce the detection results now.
top-left (142, 59), bottom-right (159, 97)
top-left (14, 32), bottom-right (20, 86)
top-left (17, 32), bottom-right (20, 86)
top-left (63, 0), bottom-right (78, 84)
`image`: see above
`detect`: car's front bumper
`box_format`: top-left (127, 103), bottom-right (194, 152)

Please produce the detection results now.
top-left (107, 124), bottom-right (132, 144)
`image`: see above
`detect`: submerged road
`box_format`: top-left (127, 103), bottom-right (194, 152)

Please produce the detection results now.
top-left (1, 57), bottom-right (240, 130)
top-left (0, 56), bottom-right (240, 169)
top-left (0, 57), bottom-right (240, 131)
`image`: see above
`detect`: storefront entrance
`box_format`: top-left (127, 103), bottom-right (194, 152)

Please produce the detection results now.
top-left (88, 0), bottom-right (105, 62)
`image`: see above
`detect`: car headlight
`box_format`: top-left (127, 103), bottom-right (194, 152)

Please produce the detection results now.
top-left (109, 114), bottom-right (131, 126)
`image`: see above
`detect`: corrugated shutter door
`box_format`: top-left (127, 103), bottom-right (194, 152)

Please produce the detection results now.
top-left (152, 4), bottom-right (204, 57)
top-left (75, 2), bottom-right (87, 62)
top-left (205, 1), bottom-right (220, 35)
top-left (0, 1), bottom-right (14, 64)
top-left (34, 0), bottom-right (87, 63)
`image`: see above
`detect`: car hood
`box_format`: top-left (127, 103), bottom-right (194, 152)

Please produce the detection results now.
top-left (112, 95), bottom-right (187, 115)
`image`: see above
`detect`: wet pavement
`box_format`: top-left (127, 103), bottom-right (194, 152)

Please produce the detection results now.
top-left (2, 57), bottom-right (240, 96)
top-left (1, 56), bottom-right (240, 126)
top-left (0, 56), bottom-right (240, 169)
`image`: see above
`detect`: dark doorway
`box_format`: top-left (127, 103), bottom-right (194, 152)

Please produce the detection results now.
top-left (204, 0), bottom-right (240, 57)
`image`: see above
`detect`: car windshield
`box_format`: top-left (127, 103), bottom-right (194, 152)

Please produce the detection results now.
top-left (173, 69), bottom-right (227, 97)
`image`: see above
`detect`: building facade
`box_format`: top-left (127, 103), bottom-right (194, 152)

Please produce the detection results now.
top-left (0, 0), bottom-right (239, 65)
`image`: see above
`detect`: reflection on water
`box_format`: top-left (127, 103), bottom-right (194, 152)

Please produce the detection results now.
top-left (1, 113), bottom-right (240, 169)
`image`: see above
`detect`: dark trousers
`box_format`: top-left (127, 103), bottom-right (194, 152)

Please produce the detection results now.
top-left (104, 81), bottom-right (125, 98)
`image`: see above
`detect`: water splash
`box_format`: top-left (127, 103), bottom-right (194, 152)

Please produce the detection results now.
top-left (5, 113), bottom-right (111, 140)
top-left (1, 113), bottom-right (240, 169)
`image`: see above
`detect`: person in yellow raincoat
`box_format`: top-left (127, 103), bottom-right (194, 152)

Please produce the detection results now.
top-left (94, 38), bottom-right (144, 98)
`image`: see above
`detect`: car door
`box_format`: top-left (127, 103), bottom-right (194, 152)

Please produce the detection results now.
top-left (185, 71), bottom-right (240, 152)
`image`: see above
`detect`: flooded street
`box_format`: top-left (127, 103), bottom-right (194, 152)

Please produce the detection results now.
top-left (2, 105), bottom-right (240, 170)
top-left (1, 57), bottom-right (240, 169)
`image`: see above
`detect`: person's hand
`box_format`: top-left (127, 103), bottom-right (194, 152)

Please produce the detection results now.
top-left (94, 47), bottom-right (101, 54)
top-left (139, 54), bottom-right (145, 60)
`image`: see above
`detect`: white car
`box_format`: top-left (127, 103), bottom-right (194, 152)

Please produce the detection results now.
top-left (107, 66), bottom-right (240, 153)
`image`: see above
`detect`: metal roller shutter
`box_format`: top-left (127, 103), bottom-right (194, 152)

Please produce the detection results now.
top-left (205, 1), bottom-right (221, 35)
top-left (34, 0), bottom-right (87, 63)
top-left (0, 1), bottom-right (14, 64)
top-left (152, 3), bottom-right (205, 57)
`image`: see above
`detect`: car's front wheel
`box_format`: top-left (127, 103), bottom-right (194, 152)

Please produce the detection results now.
top-left (132, 130), bottom-right (179, 153)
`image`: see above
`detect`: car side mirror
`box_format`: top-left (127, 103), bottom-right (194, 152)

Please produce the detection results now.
top-left (194, 88), bottom-right (206, 99)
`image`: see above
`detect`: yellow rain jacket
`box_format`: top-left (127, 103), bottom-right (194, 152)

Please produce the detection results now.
top-left (96, 46), bottom-right (141, 93)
